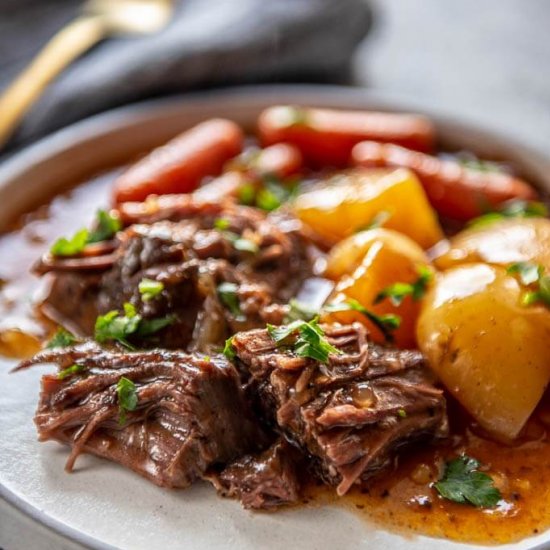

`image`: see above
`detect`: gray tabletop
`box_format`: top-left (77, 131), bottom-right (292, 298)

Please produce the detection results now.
top-left (354, 0), bottom-right (550, 153)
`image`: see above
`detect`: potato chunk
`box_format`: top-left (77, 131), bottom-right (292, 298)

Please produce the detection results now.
top-left (293, 168), bottom-right (443, 249)
top-left (323, 229), bottom-right (431, 348)
top-left (417, 263), bottom-right (550, 440)
top-left (325, 228), bottom-right (428, 281)
top-left (435, 218), bottom-right (550, 271)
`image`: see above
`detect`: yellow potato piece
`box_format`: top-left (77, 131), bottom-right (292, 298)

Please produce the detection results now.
top-left (325, 228), bottom-right (428, 281)
top-left (417, 263), bottom-right (550, 440)
top-left (293, 168), bottom-right (443, 249)
top-left (322, 231), bottom-right (431, 348)
top-left (435, 218), bottom-right (550, 271)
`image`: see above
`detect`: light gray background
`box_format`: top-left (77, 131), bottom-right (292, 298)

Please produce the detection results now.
top-left (354, 0), bottom-right (550, 152)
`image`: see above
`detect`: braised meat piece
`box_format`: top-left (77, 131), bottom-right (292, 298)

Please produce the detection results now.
top-left (106, 201), bottom-right (313, 302)
top-left (35, 200), bottom-right (313, 349)
top-left (232, 323), bottom-right (448, 495)
top-left (17, 342), bottom-right (264, 488)
top-left (207, 439), bottom-right (301, 510)
top-left (39, 271), bottom-right (103, 336)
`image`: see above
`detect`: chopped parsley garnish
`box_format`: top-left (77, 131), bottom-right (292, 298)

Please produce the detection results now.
top-left (468, 199), bottom-right (548, 229)
top-left (138, 278), bottom-right (164, 301)
top-left (507, 262), bottom-right (550, 307)
top-left (397, 408), bottom-right (407, 418)
top-left (50, 228), bottom-right (89, 257)
top-left (217, 282), bottom-right (242, 317)
top-left (232, 236), bottom-right (259, 254)
top-left (223, 336), bottom-right (236, 360)
top-left (284, 299), bottom-right (318, 323)
top-left (236, 175), bottom-right (299, 212)
top-left (374, 266), bottom-right (433, 307)
top-left (116, 376), bottom-right (138, 425)
top-left (213, 222), bottom-right (259, 255)
top-left (57, 364), bottom-right (85, 380)
top-left (94, 303), bottom-right (174, 349)
top-left (87, 210), bottom-right (122, 243)
top-left (238, 184), bottom-right (256, 206)
top-left (50, 210), bottom-right (122, 256)
top-left (434, 455), bottom-right (502, 508)
top-left (47, 327), bottom-right (77, 349)
top-left (506, 262), bottom-right (543, 286)
top-left (324, 299), bottom-right (401, 342)
top-left (267, 318), bottom-right (341, 363)
top-left (214, 217), bottom-right (231, 230)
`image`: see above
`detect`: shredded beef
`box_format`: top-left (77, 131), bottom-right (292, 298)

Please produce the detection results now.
top-left (17, 343), bottom-right (265, 488)
top-left (207, 439), bottom-right (301, 510)
top-left (232, 323), bottom-right (448, 495)
top-left (34, 200), bottom-right (313, 350)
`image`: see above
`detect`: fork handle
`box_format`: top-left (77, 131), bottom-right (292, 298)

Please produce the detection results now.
top-left (0, 15), bottom-right (106, 149)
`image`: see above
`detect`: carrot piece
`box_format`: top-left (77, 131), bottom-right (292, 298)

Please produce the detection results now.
top-left (113, 118), bottom-right (244, 203)
top-left (251, 143), bottom-right (303, 178)
top-left (257, 106), bottom-right (435, 168)
top-left (196, 143), bottom-right (303, 202)
top-left (352, 141), bottom-right (538, 221)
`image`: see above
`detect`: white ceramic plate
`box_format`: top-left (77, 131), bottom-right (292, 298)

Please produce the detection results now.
top-left (1, 85), bottom-right (550, 550)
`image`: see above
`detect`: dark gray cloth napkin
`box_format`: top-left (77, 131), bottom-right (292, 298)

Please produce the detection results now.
top-left (0, 0), bottom-right (373, 150)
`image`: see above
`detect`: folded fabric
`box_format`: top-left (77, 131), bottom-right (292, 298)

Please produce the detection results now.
top-left (0, 0), bottom-right (373, 149)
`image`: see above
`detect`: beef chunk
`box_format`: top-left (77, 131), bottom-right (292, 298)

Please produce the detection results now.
top-left (18, 343), bottom-right (265, 488)
top-left (232, 323), bottom-right (448, 495)
top-left (207, 440), bottom-right (300, 510)
top-left (35, 199), bottom-right (313, 350)
top-left (107, 201), bottom-right (313, 303)
top-left (39, 271), bottom-right (102, 336)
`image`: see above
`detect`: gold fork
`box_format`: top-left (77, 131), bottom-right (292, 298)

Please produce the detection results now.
top-left (0, 0), bottom-right (174, 149)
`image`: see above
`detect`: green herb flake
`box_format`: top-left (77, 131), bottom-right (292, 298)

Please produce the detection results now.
top-left (267, 318), bottom-right (341, 364)
top-left (50, 210), bottom-right (122, 256)
top-left (324, 299), bottom-right (401, 343)
top-left (256, 187), bottom-right (282, 212)
top-left (223, 336), bottom-right (236, 360)
top-left (285, 299), bottom-right (318, 323)
top-left (116, 376), bottom-right (138, 425)
top-left (217, 282), bottom-right (241, 317)
top-left (138, 278), bottom-right (164, 301)
top-left (397, 408), bottom-right (407, 418)
top-left (501, 200), bottom-right (547, 218)
top-left (375, 266), bottom-right (433, 306)
top-left (216, 225), bottom-right (259, 255)
top-left (233, 237), bottom-right (259, 254)
top-left (434, 455), bottom-right (502, 508)
top-left (214, 217), bottom-right (231, 230)
top-left (506, 262), bottom-right (550, 308)
top-left (88, 209), bottom-right (122, 243)
top-left (506, 262), bottom-right (543, 286)
top-left (94, 303), bottom-right (173, 348)
top-left (57, 364), bottom-right (85, 380)
top-left (468, 200), bottom-right (548, 229)
top-left (47, 328), bottom-right (77, 349)
top-left (50, 228), bottom-right (90, 257)
top-left (137, 315), bottom-right (175, 336)
top-left (238, 183), bottom-right (256, 206)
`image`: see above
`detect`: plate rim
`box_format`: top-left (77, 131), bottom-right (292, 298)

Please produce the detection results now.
top-left (1, 83), bottom-right (549, 550)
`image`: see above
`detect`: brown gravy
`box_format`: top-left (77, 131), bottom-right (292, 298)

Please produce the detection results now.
top-left (3, 172), bottom-right (550, 545)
